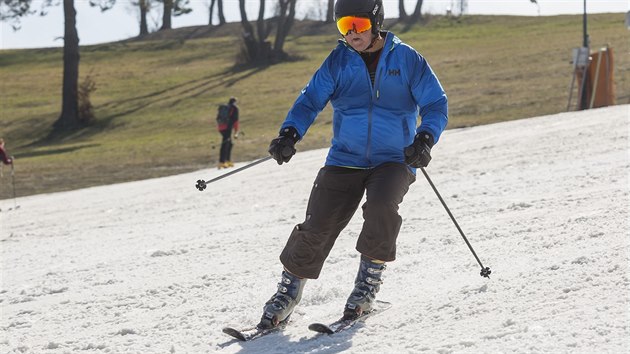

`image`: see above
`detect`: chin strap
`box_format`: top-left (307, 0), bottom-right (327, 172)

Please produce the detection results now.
top-left (360, 33), bottom-right (381, 53)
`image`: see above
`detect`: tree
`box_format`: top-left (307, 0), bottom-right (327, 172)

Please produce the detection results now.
top-left (326, 0), bottom-right (334, 23)
top-left (399, 0), bottom-right (424, 22)
top-left (160, 0), bottom-right (172, 29)
top-left (218, 0), bottom-right (226, 25)
top-left (138, 0), bottom-right (150, 35)
top-left (398, 0), bottom-right (407, 20)
top-left (0, 0), bottom-right (34, 30)
top-left (237, 0), bottom-right (297, 65)
top-left (159, 0), bottom-right (191, 30)
top-left (208, 0), bottom-right (226, 26)
top-left (1, 0), bottom-right (112, 130)
top-left (62, 0), bottom-right (113, 128)
top-left (272, 0), bottom-right (296, 59)
top-left (56, 0), bottom-right (80, 130)
top-left (238, 0), bottom-right (259, 62)
top-left (256, 0), bottom-right (271, 51)
top-left (208, 0), bottom-right (215, 25)
top-left (410, 0), bottom-right (424, 20)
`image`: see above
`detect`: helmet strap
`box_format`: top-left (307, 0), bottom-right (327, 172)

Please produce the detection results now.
top-left (361, 32), bottom-right (381, 53)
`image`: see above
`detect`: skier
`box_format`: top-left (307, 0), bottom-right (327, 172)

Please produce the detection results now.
top-left (217, 97), bottom-right (240, 169)
top-left (259, 0), bottom-right (448, 329)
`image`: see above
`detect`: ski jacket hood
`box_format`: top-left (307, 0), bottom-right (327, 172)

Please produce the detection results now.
top-left (281, 31), bottom-right (448, 170)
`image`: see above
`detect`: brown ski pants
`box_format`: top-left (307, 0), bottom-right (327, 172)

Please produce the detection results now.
top-left (280, 162), bottom-right (416, 279)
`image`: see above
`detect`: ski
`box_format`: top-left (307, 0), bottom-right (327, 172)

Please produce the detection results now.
top-left (222, 326), bottom-right (274, 341)
top-left (222, 321), bottom-right (288, 342)
top-left (308, 300), bottom-right (392, 335)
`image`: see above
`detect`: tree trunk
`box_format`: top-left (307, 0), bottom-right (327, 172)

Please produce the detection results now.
top-left (217, 0), bottom-right (225, 25)
top-left (256, 0), bottom-right (265, 42)
top-left (139, 0), bottom-right (149, 35)
top-left (411, 0), bottom-right (424, 20)
top-left (208, 0), bottom-right (216, 25)
top-left (237, 0), bottom-right (297, 65)
top-left (272, 0), bottom-right (296, 60)
top-left (161, 0), bottom-right (172, 30)
top-left (55, 0), bottom-right (80, 130)
top-left (238, 0), bottom-right (257, 62)
top-left (399, 0), bottom-right (407, 20)
top-left (326, 0), bottom-right (334, 23)
top-left (256, 0), bottom-right (272, 61)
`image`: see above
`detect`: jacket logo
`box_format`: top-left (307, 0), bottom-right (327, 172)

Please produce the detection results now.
top-left (388, 69), bottom-right (400, 76)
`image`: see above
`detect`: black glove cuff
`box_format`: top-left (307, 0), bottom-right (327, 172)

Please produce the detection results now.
top-left (416, 131), bottom-right (435, 148)
top-left (279, 126), bottom-right (300, 144)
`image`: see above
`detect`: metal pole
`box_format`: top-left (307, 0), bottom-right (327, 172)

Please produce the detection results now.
top-left (567, 49), bottom-right (584, 111)
top-left (419, 167), bottom-right (491, 278)
top-left (10, 163), bottom-right (17, 208)
top-left (196, 156), bottom-right (273, 191)
top-left (583, 0), bottom-right (588, 47)
top-left (580, 0), bottom-right (590, 110)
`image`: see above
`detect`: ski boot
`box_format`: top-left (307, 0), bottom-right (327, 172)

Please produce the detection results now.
top-left (258, 270), bottom-right (306, 329)
top-left (343, 256), bottom-right (386, 320)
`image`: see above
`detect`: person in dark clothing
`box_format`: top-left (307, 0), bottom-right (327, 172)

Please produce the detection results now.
top-left (217, 97), bottom-right (240, 169)
top-left (255, 0), bottom-right (448, 330)
top-left (0, 138), bottom-right (13, 166)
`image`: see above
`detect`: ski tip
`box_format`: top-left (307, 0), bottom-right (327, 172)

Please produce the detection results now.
top-left (222, 327), bottom-right (247, 341)
top-left (374, 300), bottom-right (392, 310)
top-left (308, 323), bottom-right (334, 334)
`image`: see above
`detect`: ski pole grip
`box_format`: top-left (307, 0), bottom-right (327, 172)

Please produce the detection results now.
top-left (281, 145), bottom-right (294, 158)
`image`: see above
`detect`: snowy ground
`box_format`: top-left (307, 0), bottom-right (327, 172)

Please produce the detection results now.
top-left (1, 105), bottom-right (629, 354)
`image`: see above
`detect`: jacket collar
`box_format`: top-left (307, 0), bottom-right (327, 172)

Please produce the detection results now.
top-left (338, 31), bottom-right (400, 56)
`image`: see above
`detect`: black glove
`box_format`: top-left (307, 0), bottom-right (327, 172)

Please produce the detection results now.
top-left (268, 127), bottom-right (300, 165)
top-left (404, 132), bottom-right (434, 168)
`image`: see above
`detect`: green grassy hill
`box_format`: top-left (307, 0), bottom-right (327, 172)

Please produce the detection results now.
top-left (0, 14), bottom-right (628, 199)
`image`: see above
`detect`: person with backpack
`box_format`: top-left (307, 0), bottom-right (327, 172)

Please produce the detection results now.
top-left (0, 138), bottom-right (13, 166)
top-left (255, 0), bottom-right (448, 330)
top-left (216, 97), bottom-right (240, 169)
top-left (0, 138), bottom-right (16, 203)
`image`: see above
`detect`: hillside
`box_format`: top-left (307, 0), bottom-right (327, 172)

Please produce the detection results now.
top-left (1, 105), bottom-right (628, 352)
top-left (0, 14), bottom-right (628, 199)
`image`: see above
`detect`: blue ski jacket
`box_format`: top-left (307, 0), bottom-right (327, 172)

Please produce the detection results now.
top-left (281, 31), bottom-right (448, 170)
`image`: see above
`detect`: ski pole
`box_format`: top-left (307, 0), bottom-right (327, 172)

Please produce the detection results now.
top-left (10, 163), bottom-right (17, 208)
top-left (419, 167), bottom-right (492, 278)
top-left (196, 156), bottom-right (273, 191)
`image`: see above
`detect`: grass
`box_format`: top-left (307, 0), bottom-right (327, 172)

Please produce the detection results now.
top-left (0, 13), bottom-right (628, 199)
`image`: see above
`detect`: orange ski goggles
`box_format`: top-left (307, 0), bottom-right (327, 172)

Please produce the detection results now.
top-left (336, 16), bottom-right (372, 35)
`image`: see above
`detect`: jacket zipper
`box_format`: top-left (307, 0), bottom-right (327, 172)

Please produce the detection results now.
top-left (367, 53), bottom-right (384, 165)
top-left (344, 37), bottom-right (389, 166)
top-left (366, 66), bottom-right (373, 164)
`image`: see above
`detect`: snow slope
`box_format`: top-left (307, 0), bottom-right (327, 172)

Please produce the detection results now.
top-left (1, 105), bottom-right (629, 353)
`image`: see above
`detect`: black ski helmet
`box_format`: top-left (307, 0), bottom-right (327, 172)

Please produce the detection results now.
top-left (334, 0), bottom-right (384, 35)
